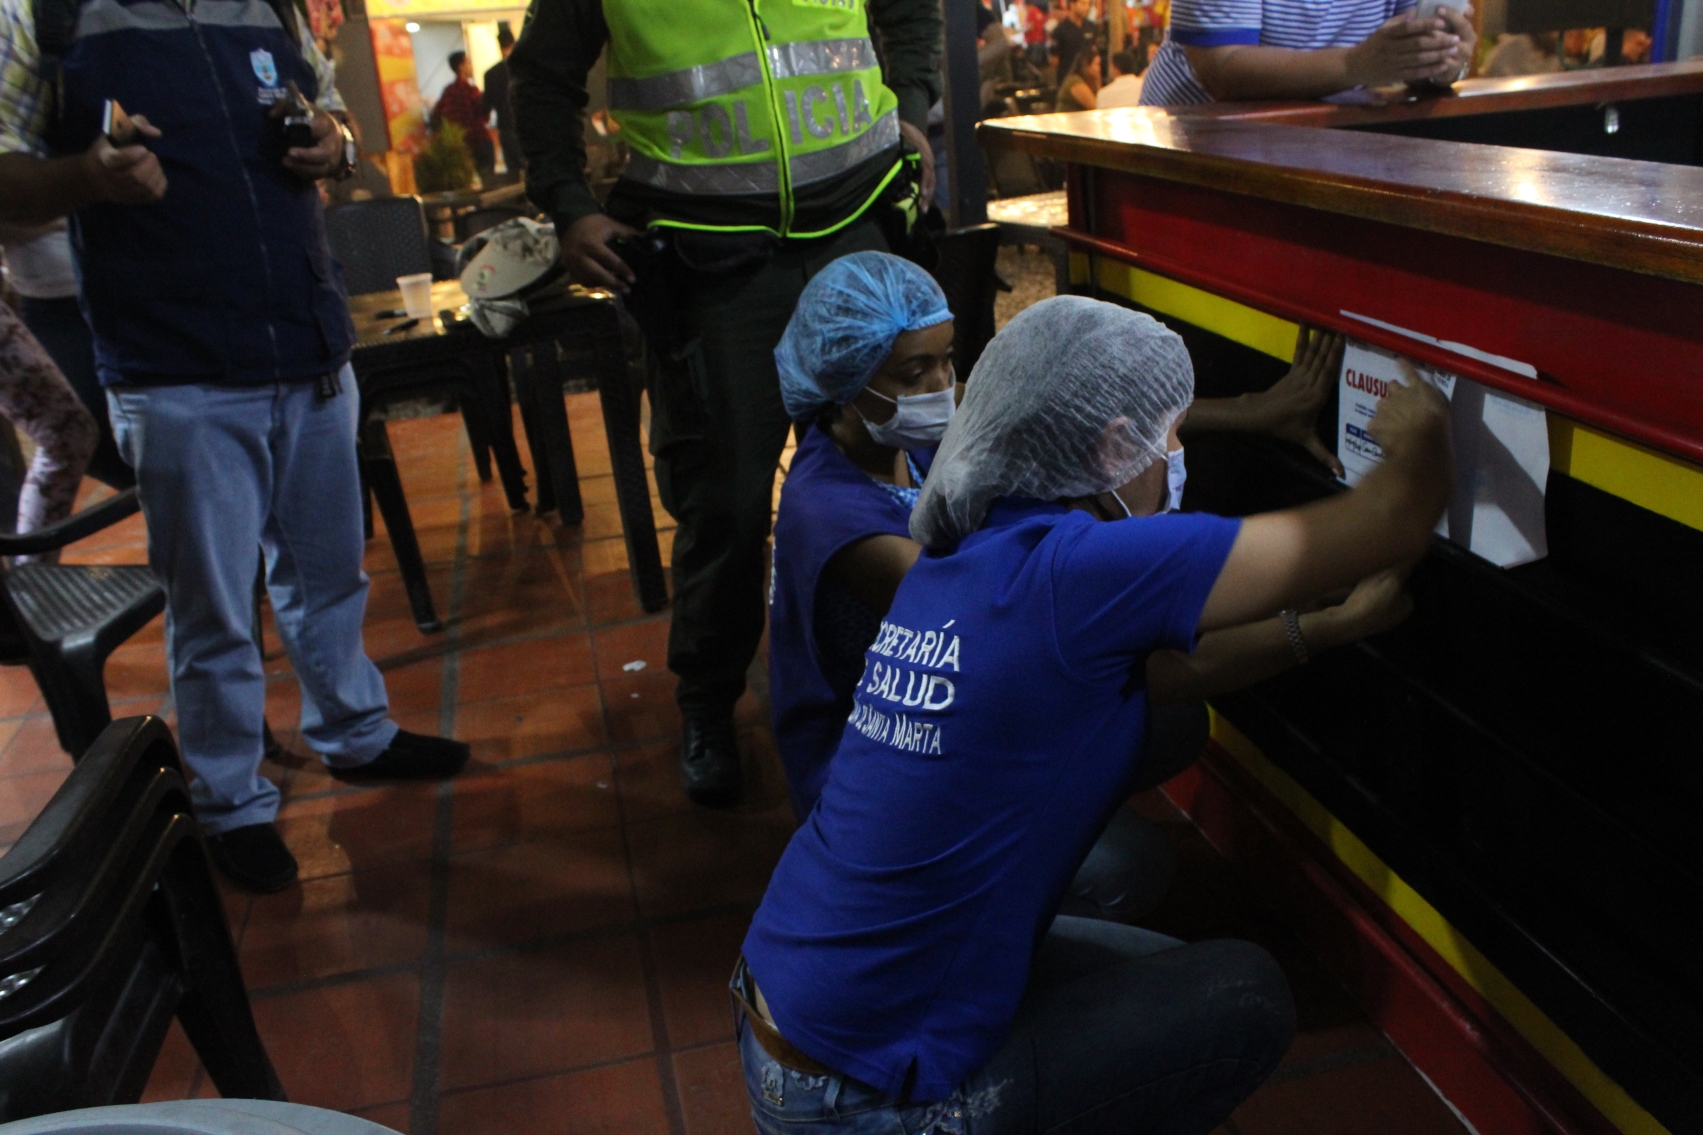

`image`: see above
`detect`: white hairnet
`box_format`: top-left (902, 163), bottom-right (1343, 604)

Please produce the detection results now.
top-left (775, 251), bottom-right (954, 422)
top-left (910, 296), bottom-right (1194, 549)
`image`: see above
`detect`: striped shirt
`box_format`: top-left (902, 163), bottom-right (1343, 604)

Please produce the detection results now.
top-left (0, 0), bottom-right (343, 158)
top-left (1140, 0), bottom-right (1415, 105)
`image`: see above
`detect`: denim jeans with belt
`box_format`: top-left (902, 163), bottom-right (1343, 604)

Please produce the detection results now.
top-left (108, 371), bottom-right (399, 833)
top-left (734, 916), bottom-right (1294, 1135)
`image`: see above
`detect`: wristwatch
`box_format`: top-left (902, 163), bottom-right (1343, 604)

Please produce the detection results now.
top-left (1280, 610), bottom-right (1310, 665)
top-left (332, 119), bottom-right (357, 181)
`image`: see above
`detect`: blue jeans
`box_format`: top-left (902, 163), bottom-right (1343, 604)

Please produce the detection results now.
top-left (108, 373), bottom-right (399, 832)
top-left (736, 917), bottom-right (1294, 1135)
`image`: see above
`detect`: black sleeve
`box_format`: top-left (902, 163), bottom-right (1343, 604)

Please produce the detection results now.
top-left (509, 0), bottom-right (609, 225)
top-left (866, 0), bottom-right (943, 133)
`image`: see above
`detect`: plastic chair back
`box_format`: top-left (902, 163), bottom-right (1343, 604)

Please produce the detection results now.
top-left (0, 718), bottom-right (283, 1120)
top-left (325, 198), bottom-right (432, 295)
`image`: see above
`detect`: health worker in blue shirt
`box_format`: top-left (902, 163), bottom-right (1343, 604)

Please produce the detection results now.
top-left (1140, 0), bottom-right (1477, 106)
top-left (770, 252), bottom-right (1178, 925)
top-left (767, 253), bottom-right (1395, 923)
top-left (738, 295), bottom-right (1456, 1133)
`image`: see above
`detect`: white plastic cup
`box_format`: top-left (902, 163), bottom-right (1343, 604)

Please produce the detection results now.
top-left (397, 273), bottom-right (434, 320)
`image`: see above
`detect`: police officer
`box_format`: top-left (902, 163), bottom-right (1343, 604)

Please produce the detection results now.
top-left (0, 0), bottom-right (471, 892)
top-left (510, 0), bottom-right (942, 807)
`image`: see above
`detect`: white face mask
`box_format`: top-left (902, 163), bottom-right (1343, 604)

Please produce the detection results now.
top-left (856, 386), bottom-right (956, 450)
top-left (1166, 447), bottom-right (1186, 512)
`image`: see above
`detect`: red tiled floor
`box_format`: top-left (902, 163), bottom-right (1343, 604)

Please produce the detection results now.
top-left (436, 1058), bottom-right (672, 1135)
top-left (250, 973), bottom-right (420, 1111)
top-left (650, 913), bottom-right (754, 1049)
top-left (240, 864), bottom-right (434, 989)
top-left (0, 668), bottom-right (44, 718)
top-left (453, 684), bottom-right (607, 762)
top-left (0, 716), bottom-right (69, 779)
top-left (456, 633), bottom-right (598, 702)
top-left (626, 807), bottom-right (796, 919)
top-left (674, 1042), bottom-right (753, 1135)
top-left (141, 1022), bottom-right (203, 1103)
top-left (591, 619), bottom-right (672, 683)
top-left (276, 784), bottom-right (439, 881)
top-left (437, 935), bottom-right (654, 1091)
top-left (444, 825), bottom-right (634, 951)
top-left (449, 752), bottom-right (621, 853)
top-left (350, 1102), bottom-right (412, 1134)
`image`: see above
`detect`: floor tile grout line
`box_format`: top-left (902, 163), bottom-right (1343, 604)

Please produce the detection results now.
top-left (595, 615), bottom-right (690, 1135)
top-left (406, 440), bottom-right (475, 1135)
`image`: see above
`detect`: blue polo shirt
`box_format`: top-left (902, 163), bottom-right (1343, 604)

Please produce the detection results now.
top-left (769, 424), bottom-right (934, 819)
top-left (742, 498), bottom-right (1242, 1100)
top-left (1140, 0), bottom-right (1417, 105)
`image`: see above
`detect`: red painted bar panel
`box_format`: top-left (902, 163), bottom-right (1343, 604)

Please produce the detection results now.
top-left (1164, 753), bottom-right (1625, 1135)
top-left (1072, 171), bottom-right (1703, 464)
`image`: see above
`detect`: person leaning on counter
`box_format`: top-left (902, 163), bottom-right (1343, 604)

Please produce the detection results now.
top-left (1140, 0), bottom-right (1477, 106)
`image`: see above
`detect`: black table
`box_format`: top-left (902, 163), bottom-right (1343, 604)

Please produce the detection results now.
top-left (350, 282), bottom-right (667, 631)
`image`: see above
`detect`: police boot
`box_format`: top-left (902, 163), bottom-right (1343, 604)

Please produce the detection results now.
top-left (680, 711), bottom-right (744, 807)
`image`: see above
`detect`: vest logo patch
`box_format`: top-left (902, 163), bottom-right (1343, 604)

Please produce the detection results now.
top-left (250, 49), bottom-right (278, 87)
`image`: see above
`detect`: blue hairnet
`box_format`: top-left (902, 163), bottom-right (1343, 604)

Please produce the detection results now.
top-left (775, 252), bottom-right (954, 422)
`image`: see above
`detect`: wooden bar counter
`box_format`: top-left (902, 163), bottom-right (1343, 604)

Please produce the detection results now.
top-left (981, 64), bottom-right (1703, 1135)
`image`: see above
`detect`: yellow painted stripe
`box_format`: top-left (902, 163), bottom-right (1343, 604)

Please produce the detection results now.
top-left (1072, 250), bottom-right (1703, 534)
top-left (1071, 252), bottom-right (1300, 361)
top-left (1207, 710), bottom-right (1671, 1135)
top-left (1549, 417), bottom-right (1703, 532)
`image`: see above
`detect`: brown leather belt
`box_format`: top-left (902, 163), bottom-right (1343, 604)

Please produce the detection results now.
top-left (731, 961), bottom-right (835, 1077)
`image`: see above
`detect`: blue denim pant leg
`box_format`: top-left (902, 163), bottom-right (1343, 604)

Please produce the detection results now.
top-left (967, 916), bottom-right (1295, 1135)
top-left (108, 374), bottom-right (396, 833)
top-left (257, 370), bottom-right (397, 767)
top-left (734, 919), bottom-right (1292, 1135)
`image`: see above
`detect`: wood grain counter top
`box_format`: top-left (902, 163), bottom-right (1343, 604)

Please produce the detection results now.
top-left (978, 62), bottom-right (1703, 284)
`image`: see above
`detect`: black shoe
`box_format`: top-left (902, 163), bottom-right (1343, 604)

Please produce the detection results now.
top-left (207, 822), bottom-right (298, 893)
top-left (332, 729), bottom-right (470, 781)
top-left (681, 713), bottom-right (743, 807)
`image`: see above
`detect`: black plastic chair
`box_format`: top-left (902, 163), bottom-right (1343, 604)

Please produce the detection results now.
top-left (323, 197), bottom-right (433, 297)
top-left (0, 490), bottom-right (163, 760)
top-left (0, 716), bottom-right (285, 1120)
top-left (327, 197), bottom-right (507, 488)
top-left (930, 223), bottom-right (1006, 379)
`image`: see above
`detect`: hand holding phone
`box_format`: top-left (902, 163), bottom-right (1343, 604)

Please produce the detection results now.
top-left (102, 99), bottom-right (139, 145)
top-left (88, 100), bottom-right (167, 205)
top-left (278, 81), bottom-right (317, 151)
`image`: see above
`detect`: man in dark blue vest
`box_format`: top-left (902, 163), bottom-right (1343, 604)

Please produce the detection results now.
top-left (0, 0), bottom-right (471, 892)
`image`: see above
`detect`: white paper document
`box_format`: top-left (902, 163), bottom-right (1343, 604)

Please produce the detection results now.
top-left (1338, 340), bottom-right (1549, 568)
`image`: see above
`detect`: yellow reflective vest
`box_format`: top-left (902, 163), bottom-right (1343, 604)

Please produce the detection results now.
top-left (604, 0), bottom-right (906, 238)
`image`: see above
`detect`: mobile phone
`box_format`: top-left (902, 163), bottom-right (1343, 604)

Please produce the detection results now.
top-left (1413, 0), bottom-right (1452, 22)
top-left (279, 80), bottom-right (316, 150)
top-left (102, 99), bottom-right (138, 146)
